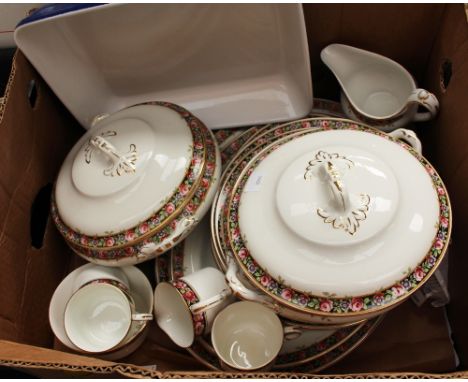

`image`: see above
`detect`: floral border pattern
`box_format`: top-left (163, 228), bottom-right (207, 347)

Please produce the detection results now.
top-left (155, 253), bottom-right (171, 284)
top-left (225, 119), bottom-right (451, 315)
top-left (63, 106), bottom-right (218, 260)
top-left (82, 278), bottom-right (131, 294)
top-left (215, 120), bottom-right (340, 273)
top-left (220, 126), bottom-right (263, 165)
top-left (52, 101), bottom-right (209, 250)
top-left (168, 124), bottom-right (264, 278)
top-left (172, 279), bottom-right (206, 336)
top-left (172, 241), bottom-right (185, 279)
top-left (213, 101), bottom-right (346, 271)
top-left (213, 128), bottom-right (243, 146)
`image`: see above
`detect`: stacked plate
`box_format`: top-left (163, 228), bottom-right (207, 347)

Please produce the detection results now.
top-left (154, 99), bottom-right (452, 371)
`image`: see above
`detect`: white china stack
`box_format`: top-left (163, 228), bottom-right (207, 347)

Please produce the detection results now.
top-left (154, 95), bottom-right (450, 371)
top-left (46, 43), bottom-right (450, 372)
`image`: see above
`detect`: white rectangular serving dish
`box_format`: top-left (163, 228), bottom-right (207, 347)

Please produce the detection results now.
top-left (15, 4), bottom-right (312, 129)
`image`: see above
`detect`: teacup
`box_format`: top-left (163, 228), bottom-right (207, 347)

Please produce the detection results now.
top-left (321, 44), bottom-right (439, 131)
top-left (64, 280), bottom-right (153, 353)
top-left (154, 267), bottom-right (232, 348)
top-left (211, 301), bottom-right (283, 371)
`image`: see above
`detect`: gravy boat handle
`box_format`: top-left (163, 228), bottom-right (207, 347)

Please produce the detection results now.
top-left (407, 89), bottom-right (439, 122)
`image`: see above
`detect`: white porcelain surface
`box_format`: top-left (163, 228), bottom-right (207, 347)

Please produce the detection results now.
top-left (154, 267), bottom-right (230, 348)
top-left (224, 253), bottom-right (388, 325)
top-left (65, 283), bottom-right (133, 353)
top-left (211, 301), bottom-right (283, 370)
top-left (49, 264), bottom-right (153, 357)
top-left (78, 140), bottom-right (221, 267)
top-left (340, 91), bottom-right (417, 131)
top-left (276, 146), bottom-right (399, 246)
top-left (55, 104), bottom-right (192, 236)
top-left (321, 44), bottom-right (438, 128)
top-left (72, 266), bottom-right (129, 293)
top-left (15, 4), bottom-right (312, 130)
top-left (176, 216), bottom-right (217, 277)
top-left (237, 129), bottom-right (439, 297)
top-left (211, 101), bottom-right (347, 273)
top-left (154, 282), bottom-right (194, 348)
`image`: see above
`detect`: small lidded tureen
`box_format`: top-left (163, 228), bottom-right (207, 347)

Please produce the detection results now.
top-left (52, 101), bottom-right (220, 266)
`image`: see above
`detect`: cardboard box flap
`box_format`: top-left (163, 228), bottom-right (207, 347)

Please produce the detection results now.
top-left (0, 51), bottom-right (83, 346)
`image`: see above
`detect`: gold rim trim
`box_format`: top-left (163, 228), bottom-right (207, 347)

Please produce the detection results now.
top-left (273, 320), bottom-right (366, 369)
top-left (58, 123), bottom-right (213, 251)
top-left (221, 118), bottom-right (452, 317)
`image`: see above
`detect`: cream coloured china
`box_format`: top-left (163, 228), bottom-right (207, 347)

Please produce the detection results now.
top-left (211, 301), bottom-right (283, 371)
top-left (49, 263), bottom-right (153, 360)
top-left (321, 44), bottom-right (439, 131)
top-left (225, 119), bottom-right (450, 320)
top-left (154, 267), bottom-right (231, 348)
top-left (196, 319), bottom-right (364, 369)
top-left (188, 316), bottom-right (382, 371)
top-left (155, 217), bottom-right (217, 283)
top-left (212, 118), bottom-right (450, 324)
top-left (64, 281), bottom-right (152, 353)
top-left (52, 101), bottom-right (221, 266)
top-left (211, 101), bottom-right (347, 273)
top-left (170, 217), bottom-right (217, 279)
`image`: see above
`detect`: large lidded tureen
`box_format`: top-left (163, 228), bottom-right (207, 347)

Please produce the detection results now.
top-left (52, 101), bottom-right (221, 266)
top-left (212, 118), bottom-right (451, 325)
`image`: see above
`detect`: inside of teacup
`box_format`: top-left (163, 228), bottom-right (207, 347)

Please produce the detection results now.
top-left (64, 283), bottom-right (132, 353)
top-left (211, 301), bottom-right (283, 370)
top-left (154, 283), bottom-right (194, 348)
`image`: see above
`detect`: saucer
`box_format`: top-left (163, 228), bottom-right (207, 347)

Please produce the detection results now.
top-left (49, 263), bottom-right (153, 360)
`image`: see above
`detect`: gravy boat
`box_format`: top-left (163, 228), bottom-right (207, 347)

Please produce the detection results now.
top-left (321, 44), bottom-right (439, 131)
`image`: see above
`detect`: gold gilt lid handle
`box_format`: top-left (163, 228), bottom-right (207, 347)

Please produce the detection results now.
top-left (89, 135), bottom-right (137, 177)
top-left (322, 160), bottom-right (350, 213)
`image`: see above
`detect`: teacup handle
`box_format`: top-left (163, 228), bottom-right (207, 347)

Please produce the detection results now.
top-left (407, 89), bottom-right (439, 122)
top-left (389, 128), bottom-right (422, 154)
top-left (138, 217), bottom-right (198, 260)
top-left (225, 256), bottom-right (280, 314)
top-left (189, 288), bottom-right (232, 315)
top-left (131, 313), bottom-right (154, 321)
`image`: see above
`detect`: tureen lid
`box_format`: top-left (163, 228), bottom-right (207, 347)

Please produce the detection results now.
top-left (55, 102), bottom-right (200, 237)
top-left (227, 121), bottom-right (450, 314)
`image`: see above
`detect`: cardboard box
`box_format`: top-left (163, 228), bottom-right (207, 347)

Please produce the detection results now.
top-left (0, 3), bottom-right (467, 378)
